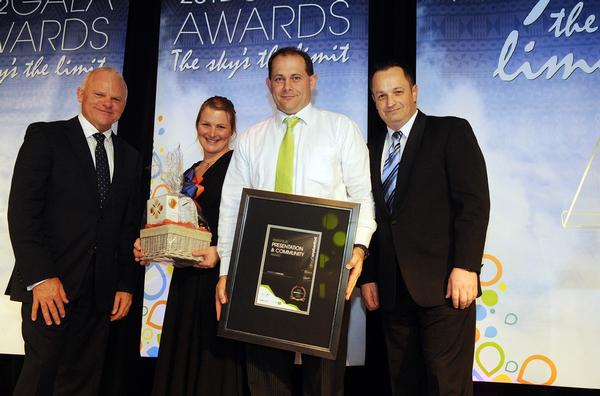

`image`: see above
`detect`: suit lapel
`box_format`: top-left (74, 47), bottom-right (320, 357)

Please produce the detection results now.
top-left (393, 111), bottom-right (427, 214)
top-left (63, 117), bottom-right (98, 198)
top-left (103, 132), bottom-right (123, 207)
top-left (370, 130), bottom-right (391, 216)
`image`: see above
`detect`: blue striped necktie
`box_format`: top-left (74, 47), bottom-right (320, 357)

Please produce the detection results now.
top-left (381, 131), bottom-right (402, 211)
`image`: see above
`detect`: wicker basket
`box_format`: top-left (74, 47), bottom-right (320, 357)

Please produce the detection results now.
top-left (140, 223), bottom-right (212, 263)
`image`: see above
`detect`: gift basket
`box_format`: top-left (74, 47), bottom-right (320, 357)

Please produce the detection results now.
top-left (140, 147), bottom-right (212, 265)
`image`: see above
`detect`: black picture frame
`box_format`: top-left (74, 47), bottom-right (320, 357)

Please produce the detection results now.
top-left (218, 188), bottom-right (360, 359)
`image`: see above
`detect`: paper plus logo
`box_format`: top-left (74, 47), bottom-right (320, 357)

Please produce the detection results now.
top-left (150, 200), bottom-right (164, 219)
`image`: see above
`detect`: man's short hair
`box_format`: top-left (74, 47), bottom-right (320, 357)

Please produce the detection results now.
top-left (80, 66), bottom-right (128, 101)
top-left (370, 61), bottom-right (415, 90)
top-left (268, 47), bottom-right (314, 78)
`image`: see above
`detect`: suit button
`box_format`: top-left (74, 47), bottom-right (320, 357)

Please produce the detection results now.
top-left (89, 246), bottom-right (97, 255)
top-left (391, 219), bottom-right (397, 225)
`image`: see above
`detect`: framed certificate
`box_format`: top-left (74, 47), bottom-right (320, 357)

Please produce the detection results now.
top-left (255, 224), bottom-right (321, 315)
top-left (218, 188), bottom-right (359, 359)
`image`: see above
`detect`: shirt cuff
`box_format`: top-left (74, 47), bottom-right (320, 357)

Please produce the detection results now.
top-left (354, 227), bottom-right (373, 248)
top-left (27, 278), bottom-right (48, 291)
top-left (218, 251), bottom-right (230, 277)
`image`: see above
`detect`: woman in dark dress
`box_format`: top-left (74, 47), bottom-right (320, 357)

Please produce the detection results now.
top-left (135, 96), bottom-right (246, 395)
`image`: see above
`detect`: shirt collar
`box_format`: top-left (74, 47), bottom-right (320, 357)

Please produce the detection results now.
top-left (276, 102), bottom-right (313, 128)
top-left (78, 114), bottom-right (112, 140)
top-left (386, 109), bottom-right (418, 140)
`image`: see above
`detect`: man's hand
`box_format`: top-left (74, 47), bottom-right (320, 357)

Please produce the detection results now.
top-left (192, 246), bottom-right (219, 269)
top-left (133, 238), bottom-right (148, 266)
top-left (345, 247), bottom-right (365, 300)
top-left (360, 282), bottom-right (380, 311)
top-left (215, 275), bottom-right (228, 321)
top-left (110, 291), bottom-right (132, 321)
top-left (31, 277), bottom-right (69, 325)
top-left (445, 267), bottom-right (478, 309)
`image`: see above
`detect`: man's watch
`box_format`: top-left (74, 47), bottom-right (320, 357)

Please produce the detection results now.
top-left (353, 244), bottom-right (369, 259)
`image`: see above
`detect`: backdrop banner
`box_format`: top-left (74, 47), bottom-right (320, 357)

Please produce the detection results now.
top-left (142, 0), bottom-right (369, 364)
top-left (0, 1), bottom-right (130, 355)
top-left (417, 0), bottom-right (600, 389)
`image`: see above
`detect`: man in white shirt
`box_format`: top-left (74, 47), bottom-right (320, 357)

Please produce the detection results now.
top-left (7, 67), bottom-right (141, 395)
top-left (216, 47), bottom-right (376, 396)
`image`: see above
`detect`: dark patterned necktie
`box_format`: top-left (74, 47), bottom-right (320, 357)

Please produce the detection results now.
top-left (93, 133), bottom-right (111, 205)
top-left (381, 131), bottom-right (402, 211)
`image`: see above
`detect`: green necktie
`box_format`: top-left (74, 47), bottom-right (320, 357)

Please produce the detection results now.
top-left (275, 117), bottom-right (300, 193)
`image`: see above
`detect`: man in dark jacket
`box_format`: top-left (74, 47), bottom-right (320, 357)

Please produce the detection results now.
top-left (361, 62), bottom-right (490, 396)
top-left (7, 67), bottom-right (141, 396)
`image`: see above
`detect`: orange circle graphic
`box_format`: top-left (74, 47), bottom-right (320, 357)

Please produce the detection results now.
top-left (517, 354), bottom-right (557, 385)
top-left (481, 253), bottom-right (503, 286)
top-left (145, 300), bottom-right (167, 330)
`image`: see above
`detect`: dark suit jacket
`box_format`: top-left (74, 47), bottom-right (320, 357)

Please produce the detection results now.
top-left (7, 117), bottom-right (141, 311)
top-left (362, 111), bottom-right (490, 310)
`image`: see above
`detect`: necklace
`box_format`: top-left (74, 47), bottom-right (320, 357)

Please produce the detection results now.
top-left (195, 159), bottom-right (214, 179)
top-left (201, 150), bottom-right (230, 169)
top-left (200, 158), bottom-right (215, 169)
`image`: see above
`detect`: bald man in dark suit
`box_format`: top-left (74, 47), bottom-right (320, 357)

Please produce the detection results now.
top-left (7, 67), bottom-right (141, 395)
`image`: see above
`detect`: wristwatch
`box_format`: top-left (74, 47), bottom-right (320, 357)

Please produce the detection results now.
top-left (353, 244), bottom-right (369, 259)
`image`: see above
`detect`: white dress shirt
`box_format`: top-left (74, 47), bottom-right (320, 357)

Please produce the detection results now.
top-left (380, 110), bottom-right (418, 173)
top-left (78, 114), bottom-right (115, 180)
top-left (217, 103), bottom-right (377, 276)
